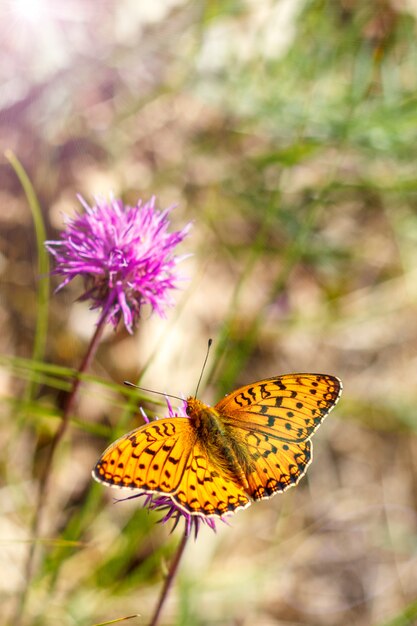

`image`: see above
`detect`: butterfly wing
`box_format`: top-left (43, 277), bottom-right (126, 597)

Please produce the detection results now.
top-left (93, 418), bottom-right (195, 493)
top-left (228, 424), bottom-right (312, 499)
top-left (172, 439), bottom-right (250, 516)
top-left (216, 373), bottom-right (342, 442)
top-left (214, 373), bottom-right (341, 501)
top-left (93, 417), bottom-right (250, 517)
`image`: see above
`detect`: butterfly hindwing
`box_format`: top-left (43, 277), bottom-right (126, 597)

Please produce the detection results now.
top-left (171, 441), bottom-right (250, 516)
top-left (228, 422), bottom-right (312, 499)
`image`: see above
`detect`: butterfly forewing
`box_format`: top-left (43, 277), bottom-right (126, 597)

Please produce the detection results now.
top-left (93, 418), bottom-right (195, 493)
top-left (215, 373), bottom-right (342, 442)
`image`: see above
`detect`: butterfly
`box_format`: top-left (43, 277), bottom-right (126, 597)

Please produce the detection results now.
top-left (93, 374), bottom-right (342, 517)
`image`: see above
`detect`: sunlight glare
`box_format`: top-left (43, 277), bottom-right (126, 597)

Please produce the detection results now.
top-left (13, 0), bottom-right (48, 22)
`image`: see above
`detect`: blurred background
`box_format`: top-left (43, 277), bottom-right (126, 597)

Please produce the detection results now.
top-left (2, 0), bottom-right (417, 625)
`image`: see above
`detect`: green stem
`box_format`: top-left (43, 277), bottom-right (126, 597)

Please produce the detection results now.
top-left (5, 150), bottom-right (50, 404)
top-left (149, 529), bottom-right (189, 626)
top-left (13, 312), bottom-right (109, 625)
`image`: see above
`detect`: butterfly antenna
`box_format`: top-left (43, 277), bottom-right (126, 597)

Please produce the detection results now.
top-left (195, 338), bottom-right (213, 398)
top-left (124, 381), bottom-right (183, 403)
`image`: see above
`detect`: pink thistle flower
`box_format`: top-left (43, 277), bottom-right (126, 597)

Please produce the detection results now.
top-left (113, 398), bottom-right (227, 537)
top-left (46, 195), bottom-right (190, 333)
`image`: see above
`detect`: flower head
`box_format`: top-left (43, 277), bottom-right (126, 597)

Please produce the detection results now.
top-left (46, 195), bottom-right (190, 333)
top-left (116, 398), bottom-right (228, 537)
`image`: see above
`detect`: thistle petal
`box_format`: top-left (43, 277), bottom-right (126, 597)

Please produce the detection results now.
top-left (46, 196), bottom-right (190, 332)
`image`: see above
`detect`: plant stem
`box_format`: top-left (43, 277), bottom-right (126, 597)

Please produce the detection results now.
top-left (5, 151), bottom-right (50, 407)
top-left (149, 529), bottom-right (189, 626)
top-left (37, 313), bottom-right (107, 529)
top-left (13, 312), bottom-right (109, 625)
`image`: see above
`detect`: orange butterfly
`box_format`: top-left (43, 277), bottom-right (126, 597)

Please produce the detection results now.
top-left (93, 374), bottom-right (342, 517)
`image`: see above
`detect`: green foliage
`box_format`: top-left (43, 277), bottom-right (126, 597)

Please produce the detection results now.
top-left (3, 1), bottom-right (417, 624)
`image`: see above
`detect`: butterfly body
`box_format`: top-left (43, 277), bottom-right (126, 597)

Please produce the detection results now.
top-left (93, 373), bottom-right (342, 517)
top-left (186, 397), bottom-right (252, 489)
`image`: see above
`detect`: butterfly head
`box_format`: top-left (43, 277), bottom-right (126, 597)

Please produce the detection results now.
top-left (185, 396), bottom-right (209, 421)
